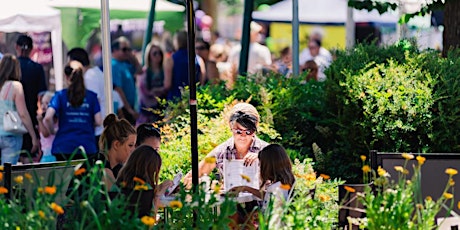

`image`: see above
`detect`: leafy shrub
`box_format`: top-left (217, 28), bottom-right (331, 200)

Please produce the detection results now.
top-left (345, 153), bottom-right (456, 229)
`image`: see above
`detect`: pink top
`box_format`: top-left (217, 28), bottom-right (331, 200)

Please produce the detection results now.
top-left (40, 131), bottom-right (55, 153)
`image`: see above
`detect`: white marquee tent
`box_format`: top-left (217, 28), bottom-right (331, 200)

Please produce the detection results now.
top-left (252, 0), bottom-right (399, 26)
top-left (0, 0), bottom-right (64, 90)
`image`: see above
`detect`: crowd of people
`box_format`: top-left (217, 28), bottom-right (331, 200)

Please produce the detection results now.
top-left (0, 25), bottom-right (327, 227)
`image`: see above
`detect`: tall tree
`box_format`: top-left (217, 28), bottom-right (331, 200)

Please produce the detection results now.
top-left (348, 0), bottom-right (459, 56)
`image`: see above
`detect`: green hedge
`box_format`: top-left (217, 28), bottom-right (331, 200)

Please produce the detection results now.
top-left (157, 42), bottom-right (460, 183)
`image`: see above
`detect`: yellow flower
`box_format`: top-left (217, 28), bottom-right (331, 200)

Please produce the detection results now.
top-left (212, 183), bottom-right (221, 194)
top-left (377, 166), bottom-right (387, 177)
top-left (458, 201), bottom-right (460, 210)
top-left (133, 177), bottom-right (146, 185)
top-left (169, 200), bottom-right (183, 209)
top-left (360, 155), bottom-right (366, 161)
top-left (444, 193), bottom-right (454, 199)
top-left (14, 175), bottom-right (23, 184)
top-left (450, 179), bottom-right (455, 186)
top-left (305, 173), bottom-right (316, 181)
top-left (134, 185), bottom-right (149, 191)
top-left (38, 210), bottom-right (46, 219)
top-left (279, 184), bottom-right (291, 190)
top-left (50, 202), bottom-right (64, 215)
top-left (0, 172), bottom-right (3, 181)
top-left (319, 174), bottom-right (330, 180)
top-left (24, 173), bottom-right (32, 181)
top-left (425, 196), bottom-right (432, 201)
top-left (204, 156), bottom-right (216, 164)
top-left (241, 174), bottom-right (251, 183)
top-left (319, 194), bottom-right (331, 202)
top-left (141, 216), bottom-right (155, 227)
top-left (394, 166), bottom-right (404, 173)
top-left (0, 165), bottom-right (3, 171)
top-left (74, 168), bottom-right (86, 176)
top-left (402, 153), bottom-right (414, 160)
top-left (0, 186), bottom-right (8, 194)
top-left (344, 186), bottom-right (356, 193)
top-left (44, 186), bottom-right (56, 195)
top-left (362, 165), bottom-right (371, 173)
top-left (445, 168), bottom-right (458, 176)
top-left (416, 156), bottom-right (426, 165)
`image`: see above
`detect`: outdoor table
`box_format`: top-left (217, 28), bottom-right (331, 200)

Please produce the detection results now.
top-left (159, 192), bottom-right (260, 222)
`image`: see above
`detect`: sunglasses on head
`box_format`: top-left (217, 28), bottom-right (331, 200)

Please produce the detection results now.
top-left (233, 128), bottom-right (255, 136)
top-left (121, 47), bottom-right (132, 52)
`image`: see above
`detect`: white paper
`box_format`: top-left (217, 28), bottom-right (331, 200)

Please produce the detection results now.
top-left (437, 216), bottom-right (460, 230)
top-left (223, 159), bottom-right (259, 191)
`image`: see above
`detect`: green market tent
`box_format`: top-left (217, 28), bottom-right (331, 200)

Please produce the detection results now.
top-left (48, 0), bottom-right (185, 49)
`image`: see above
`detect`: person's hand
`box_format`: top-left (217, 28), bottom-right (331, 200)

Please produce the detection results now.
top-left (30, 137), bottom-right (39, 154)
top-left (183, 172), bottom-right (193, 190)
top-left (228, 186), bottom-right (246, 197)
top-left (157, 180), bottom-right (174, 195)
top-left (243, 152), bottom-right (258, 166)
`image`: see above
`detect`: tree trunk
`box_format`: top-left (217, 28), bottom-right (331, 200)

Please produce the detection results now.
top-left (201, 0), bottom-right (218, 31)
top-left (442, 0), bottom-right (460, 57)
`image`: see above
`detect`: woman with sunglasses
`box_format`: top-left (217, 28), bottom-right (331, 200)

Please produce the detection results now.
top-left (183, 102), bottom-right (268, 185)
top-left (183, 102), bottom-right (268, 228)
top-left (136, 42), bottom-right (165, 125)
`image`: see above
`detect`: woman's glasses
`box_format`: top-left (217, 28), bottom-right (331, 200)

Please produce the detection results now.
top-left (233, 128), bottom-right (255, 136)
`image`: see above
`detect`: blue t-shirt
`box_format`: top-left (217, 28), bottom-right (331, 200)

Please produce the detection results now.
top-left (112, 59), bottom-right (137, 108)
top-left (50, 89), bottom-right (100, 155)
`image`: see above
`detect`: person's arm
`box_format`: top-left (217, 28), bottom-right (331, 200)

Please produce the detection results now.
top-left (128, 51), bottom-right (143, 75)
top-left (161, 56), bottom-right (174, 95)
top-left (183, 159), bottom-right (216, 189)
top-left (94, 112), bottom-right (102, 127)
top-left (37, 113), bottom-right (51, 137)
top-left (43, 107), bottom-right (57, 135)
top-left (229, 186), bottom-right (262, 199)
top-left (13, 82), bottom-right (39, 153)
top-left (206, 61), bottom-right (220, 85)
top-left (103, 168), bottom-right (116, 191)
top-left (138, 69), bottom-right (156, 98)
top-left (114, 86), bottom-right (137, 117)
top-left (197, 56), bottom-right (206, 86)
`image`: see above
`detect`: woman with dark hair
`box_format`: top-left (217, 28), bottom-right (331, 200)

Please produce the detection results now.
top-left (44, 61), bottom-right (102, 161)
top-left (136, 42), bottom-right (165, 125)
top-left (0, 54), bottom-right (39, 164)
top-left (230, 143), bottom-right (295, 211)
top-left (99, 113), bottom-right (137, 189)
top-left (111, 145), bottom-right (172, 217)
top-left (135, 123), bottom-right (161, 150)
